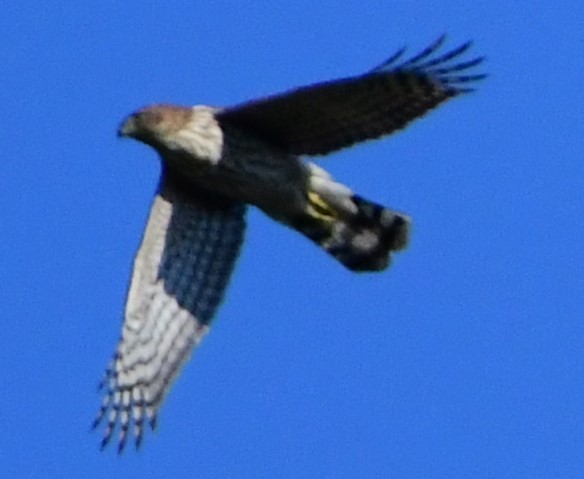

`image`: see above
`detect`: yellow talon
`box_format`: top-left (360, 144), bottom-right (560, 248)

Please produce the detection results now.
top-left (307, 192), bottom-right (338, 222)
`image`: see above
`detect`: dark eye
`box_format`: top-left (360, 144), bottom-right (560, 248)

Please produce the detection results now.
top-left (138, 109), bottom-right (164, 130)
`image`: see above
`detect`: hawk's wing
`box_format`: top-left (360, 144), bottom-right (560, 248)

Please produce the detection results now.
top-left (94, 172), bottom-right (246, 452)
top-left (218, 36), bottom-right (486, 156)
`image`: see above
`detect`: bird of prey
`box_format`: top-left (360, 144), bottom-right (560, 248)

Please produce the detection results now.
top-left (94, 35), bottom-right (485, 452)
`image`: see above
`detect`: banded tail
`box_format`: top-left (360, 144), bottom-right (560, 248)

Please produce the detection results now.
top-left (293, 164), bottom-right (411, 272)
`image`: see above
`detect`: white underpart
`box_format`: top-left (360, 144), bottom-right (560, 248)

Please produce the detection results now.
top-left (95, 181), bottom-right (246, 449)
top-left (166, 106), bottom-right (224, 165)
top-left (120, 194), bottom-right (210, 412)
top-left (307, 162), bottom-right (359, 215)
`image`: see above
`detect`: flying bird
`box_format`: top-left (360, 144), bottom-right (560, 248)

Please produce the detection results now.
top-left (94, 35), bottom-right (486, 452)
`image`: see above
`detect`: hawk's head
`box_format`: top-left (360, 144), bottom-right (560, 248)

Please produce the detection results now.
top-left (118, 104), bottom-right (224, 165)
top-left (118, 104), bottom-right (193, 147)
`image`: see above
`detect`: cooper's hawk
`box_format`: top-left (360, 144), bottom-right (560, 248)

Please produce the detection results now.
top-left (94, 35), bottom-right (485, 452)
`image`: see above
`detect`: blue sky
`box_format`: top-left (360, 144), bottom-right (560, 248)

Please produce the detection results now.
top-left (1, 2), bottom-right (583, 478)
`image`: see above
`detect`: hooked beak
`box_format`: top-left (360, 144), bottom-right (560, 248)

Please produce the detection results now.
top-left (117, 115), bottom-right (137, 138)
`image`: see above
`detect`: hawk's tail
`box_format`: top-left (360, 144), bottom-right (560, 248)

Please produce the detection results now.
top-left (292, 164), bottom-right (411, 272)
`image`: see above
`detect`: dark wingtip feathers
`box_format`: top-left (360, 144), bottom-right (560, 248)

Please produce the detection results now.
top-left (92, 356), bottom-right (154, 453)
top-left (372, 35), bottom-right (486, 92)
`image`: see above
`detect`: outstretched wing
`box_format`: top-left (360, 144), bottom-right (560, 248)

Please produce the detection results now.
top-left (93, 172), bottom-right (246, 453)
top-left (218, 35), bottom-right (486, 156)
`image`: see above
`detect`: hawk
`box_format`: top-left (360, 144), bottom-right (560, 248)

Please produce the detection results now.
top-left (94, 35), bottom-right (485, 452)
